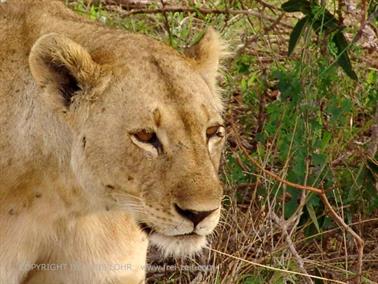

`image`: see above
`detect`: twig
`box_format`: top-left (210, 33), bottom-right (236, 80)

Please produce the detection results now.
top-left (271, 212), bottom-right (314, 284)
top-left (206, 247), bottom-right (347, 284)
top-left (367, 104), bottom-right (378, 157)
top-left (256, 88), bottom-right (266, 134)
top-left (337, 0), bottom-right (344, 25)
top-left (243, 151), bottom-right (323, 194)
top-left (241, 145), bottom-right (364, 282)
top-left (267, 218), bottom-right (378, 260)
top-left (351, 0), bottom-right (368, 44)
top-left (235, 1), bottom-right (289, 59)
top-left (318, 193), bottom-right (364, 283)
top-left (231, 123), bottom-right (365, 283)
top-left (106, 5), bottom-right (293, 29)
top-left (159, 0), bottom-right (172, 46)
top-left (255, 0), bottom-right (278, 12)
top-left (287, 159), bottom-right (310, 232)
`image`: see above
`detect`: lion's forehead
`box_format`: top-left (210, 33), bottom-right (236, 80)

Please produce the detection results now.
top-left (105, 62), bottom-right (221, 128)
top-left (111, 51), bottom-right (213, 100)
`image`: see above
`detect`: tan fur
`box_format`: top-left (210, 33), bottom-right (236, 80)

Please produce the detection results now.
top-left (0, 1), bottom-right (226, 283)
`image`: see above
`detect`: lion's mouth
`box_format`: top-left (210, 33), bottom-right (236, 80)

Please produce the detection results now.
top-left (138, 222), bottom-right (198, 237)
top-left (139, 222), bottom-right (207, 257)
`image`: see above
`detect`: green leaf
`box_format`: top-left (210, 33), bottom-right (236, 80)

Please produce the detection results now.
top-left (242, 275), bottom-right (265, 284)
top-left (310, 7), bottom-right (340, 34)
top-left (332, 31), bottom-right (358, 80)
top-left (288, 17), bottom-right (309, 56)
top-left (282, 0), bottom-right (311, 14)
top-left (320, 131), bottom-right (332, 150)
top-left (321, 12), bottom-right (340, 33)
top-left (284, 187), bottom-right (300, 218)
top-left (306, 203), bottom-right (320, 233)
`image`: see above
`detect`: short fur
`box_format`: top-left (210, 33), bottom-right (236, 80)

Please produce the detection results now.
top-left (0, 1), bottom-right (226, 283)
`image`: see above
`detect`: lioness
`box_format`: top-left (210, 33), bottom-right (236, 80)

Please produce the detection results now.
top-left (0, 0), bottom-right (226, 283)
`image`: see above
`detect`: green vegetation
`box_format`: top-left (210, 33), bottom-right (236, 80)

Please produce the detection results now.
top-left (66, 0), bottom-right (377, 282)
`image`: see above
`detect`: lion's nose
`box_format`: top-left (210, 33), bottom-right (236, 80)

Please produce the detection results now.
top-left (174, 204), bottom-right (217, 228)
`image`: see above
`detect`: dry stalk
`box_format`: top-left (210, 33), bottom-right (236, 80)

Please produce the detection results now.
top-left (287, 159), bottom-right (310, 235)
top-left (231, 123), bottom-right (365, 283)
top-left (271, 212), bottom-right (313, 284)
top-left (254, 0), bottom-right (278, 12)
top-left (106, 4), bottom-right (293, 29)
top-left (367, 105), bottom-right (378, 158)
top-left (159, 0), bottom-right (172, 46)
top-left (207, 247), bottom-right (347, 284)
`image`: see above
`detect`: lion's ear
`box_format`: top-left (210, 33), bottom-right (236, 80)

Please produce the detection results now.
top-left (29, 33), bottom-right (102, 109)
top-left (185, 28), bottom-right (228, 92)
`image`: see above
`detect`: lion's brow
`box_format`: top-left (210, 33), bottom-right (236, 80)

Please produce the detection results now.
top-left (200, 103), bottom-right (210, 122)
top-left (153, 108), bottom-right (161, 127)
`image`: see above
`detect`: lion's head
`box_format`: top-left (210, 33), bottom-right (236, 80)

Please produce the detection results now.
top-left (28, 29), bottom-right (227, 257)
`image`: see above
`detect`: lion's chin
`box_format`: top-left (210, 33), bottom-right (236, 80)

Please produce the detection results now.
top-left (149, 232), bottom-right (207, 258)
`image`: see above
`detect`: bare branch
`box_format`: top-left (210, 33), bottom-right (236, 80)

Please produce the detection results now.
top-left (231, 123), bottom-right (365, 282)
top-left (106, 4), bottom-right (293, 29)
top-left (271, 212), bottom-right (314, 284)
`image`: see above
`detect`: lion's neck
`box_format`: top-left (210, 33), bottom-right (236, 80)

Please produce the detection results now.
top-left (0, 88), bottom-right (97, 218)
top-left (15, 89), bottom-right (73, 172)
top-left (1, 85), bottom-right (88, 206)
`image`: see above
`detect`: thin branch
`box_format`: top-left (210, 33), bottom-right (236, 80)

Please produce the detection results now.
top-left (107, 4), bottom-right (293, 29)
top-left (206, 247), bottom-right (347, 284)
top-left (231, 123), bottom-right (365, 282)
top-left (159, 0), bottom-right (172, 46)
top-left (287, 159), bottom-right (310, 232)
top-left (243, 151), bottom-right (323, 194)
top-left (271, 212), bottom-right (313, 284)
top-left (318, 193), bottom-right (364, 283)
top-left (241, 145), bottom-right (364, 282)
top-left (351, 0), bottom-right (368, 44)
top-left (255, 0), bottom-right (279, 12)
top-left (367, 104), bottom-right (378, 157)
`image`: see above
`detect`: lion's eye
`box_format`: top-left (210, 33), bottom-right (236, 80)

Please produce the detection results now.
top-left (134, 130), bottom-right (155, 143)
top-left (132, 130), bottom-right (163, 153)
top-left (206, 125), bottom-right (225, 140)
